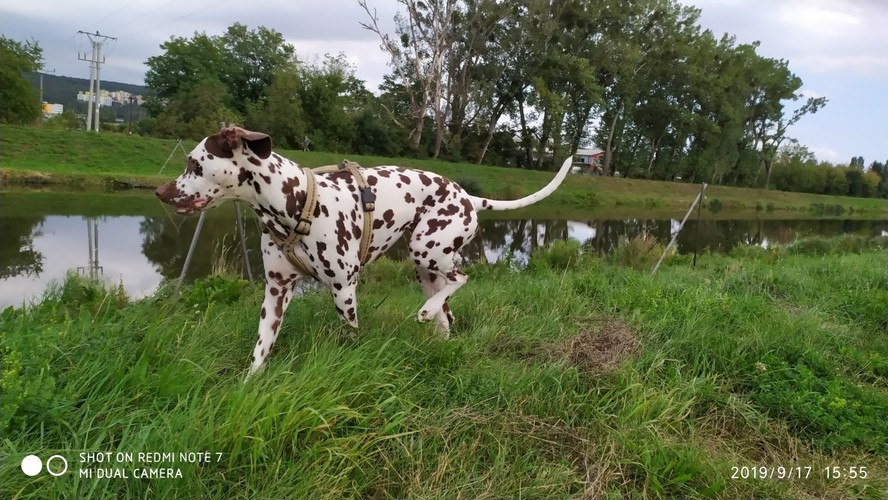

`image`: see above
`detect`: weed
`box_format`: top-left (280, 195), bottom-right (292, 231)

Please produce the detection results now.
top-left (611, 231), bottom-right (666, 270)
top-left (528, 238), bottom-right (583, 271)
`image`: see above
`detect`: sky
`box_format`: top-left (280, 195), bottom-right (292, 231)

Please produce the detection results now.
top-left (1, 0), bottom-right (885, 165)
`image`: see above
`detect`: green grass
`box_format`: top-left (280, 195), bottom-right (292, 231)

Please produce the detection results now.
top-left (2, 236), bottom-right (886, 498)
top-left (2, 124), bottom-right (886, 219)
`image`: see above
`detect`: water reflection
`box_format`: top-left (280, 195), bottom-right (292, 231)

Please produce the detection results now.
top-left (1, 206), bottom-right (885, 308)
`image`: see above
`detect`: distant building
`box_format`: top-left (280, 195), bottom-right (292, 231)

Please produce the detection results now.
top-left (43, 103), bottom-right (64, 116)
top-left (574, 147), bottom-right (604, 165)
top-left (77, 90), bottom-right (112, 107)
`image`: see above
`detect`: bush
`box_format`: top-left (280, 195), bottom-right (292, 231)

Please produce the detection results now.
top-left (611, 232), bottom-right (666, 270)
top-left (528, 239), bottom-right (583, 271)
top-left (180, 275), bottom-right (250, 308)
top-left (455, 178), bottom-right (484, 197)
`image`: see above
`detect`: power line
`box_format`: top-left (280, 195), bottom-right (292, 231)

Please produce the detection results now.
top-left (114, 0), bottom-right (182, 32)
top-left (127, 0), bottom-right (234, 38)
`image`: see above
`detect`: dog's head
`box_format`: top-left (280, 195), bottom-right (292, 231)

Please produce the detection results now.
top-left (155, 127), bottom-right (272, 215)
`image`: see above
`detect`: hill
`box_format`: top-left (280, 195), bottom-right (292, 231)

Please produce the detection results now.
top-left (25, 72), bottom-right (148, 106)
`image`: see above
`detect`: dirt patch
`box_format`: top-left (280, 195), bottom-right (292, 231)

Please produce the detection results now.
top-left (556, 318), bottom-right (640, 374)
top-left (489, 317), bottom-right (640, 374)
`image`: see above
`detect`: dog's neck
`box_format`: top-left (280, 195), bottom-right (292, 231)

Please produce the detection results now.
top-left (244, 152), bottom-right (313, 241)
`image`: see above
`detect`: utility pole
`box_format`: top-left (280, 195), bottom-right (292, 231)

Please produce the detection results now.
top-left (77, 31), bottom-right (116, 132)
top-left (39, 69), bottom-right (56, 104)
top-left (128, 95), bottom-right (136, 134)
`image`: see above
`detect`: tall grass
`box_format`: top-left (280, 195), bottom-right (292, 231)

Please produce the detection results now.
top-left (1, 237), bottom-right (886, 498)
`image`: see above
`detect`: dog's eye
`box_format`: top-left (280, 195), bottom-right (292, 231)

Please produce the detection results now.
top-left (185, 158), bottom-right (203, 176)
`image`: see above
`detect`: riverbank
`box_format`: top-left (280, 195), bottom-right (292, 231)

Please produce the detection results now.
top-left (2, 237), bottom-right (886, 498)
top-left (2, 125), bottom-right (886, 218)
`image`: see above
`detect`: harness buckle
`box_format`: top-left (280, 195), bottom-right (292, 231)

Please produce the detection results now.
top-left (360, 186), bottom-right (376, 212)
top-left (295, 218), bottom-right (312, 235)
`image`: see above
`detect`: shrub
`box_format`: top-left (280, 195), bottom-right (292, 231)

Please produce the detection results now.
top-left (528, 239), bottom-right (583, 271)
top-left (455, 178), bottom-right (484, 197)
top-left (180, 275), bottom-right (250, 308)
top-left (611, 232), bottom-right (666, 270)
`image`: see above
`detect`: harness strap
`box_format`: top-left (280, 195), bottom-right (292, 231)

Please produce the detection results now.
top-left (270, 160), bottom-right (375, 278)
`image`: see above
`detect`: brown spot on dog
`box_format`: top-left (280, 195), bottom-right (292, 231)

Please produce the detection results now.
top-left (405, 192), bottom-right (415, 203)
top-left (382, 209), bottom-right (395, 228)
top-left (426, 218), bottom-right (452, 235)
top-left (237, 168), bottom-right (254, 187)
top-left (418, 173), bottom-right (432, 186)
top-left (437, 204), bottom-right (459, 216)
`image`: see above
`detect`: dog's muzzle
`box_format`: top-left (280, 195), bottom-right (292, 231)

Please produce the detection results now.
top-left (155, 181), bottom-right (210, 215)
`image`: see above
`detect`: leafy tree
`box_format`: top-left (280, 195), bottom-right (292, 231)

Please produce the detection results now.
top-left (825, 165), bottom-right (849, 196)
top-left (869, 160), bottom-right (888, 198)
top-left (296, 55), bottom-right (368, 152)
top-left (844, 166), bottom-right (865, 197)
top-left (861, 170), bottom-right (880, 198)
top-left (245, 64), bottom-right (307, 149)
top-left (153, 78), bottom-right (241, 139)
top-left (0, 36), bottom-right (43, 124)
top-left (144, 23), bottom-right (294, 117)
top-left (44, 109), bottom-right (81, 130)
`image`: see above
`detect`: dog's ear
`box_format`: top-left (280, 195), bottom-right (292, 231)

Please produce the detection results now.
top-left (241, 130), bottom-right (272, 160)
top-left (204, 131), bottom-right (235, 158)
top-left (209, 127), bottom-right (272, 160)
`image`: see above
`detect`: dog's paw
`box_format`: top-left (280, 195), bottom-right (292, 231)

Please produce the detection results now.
top-left (417, 309), bottom-right (433, 323)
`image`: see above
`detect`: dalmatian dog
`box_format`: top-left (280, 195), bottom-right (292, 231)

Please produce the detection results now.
top-left (155, 127), bottom-right (573, 377)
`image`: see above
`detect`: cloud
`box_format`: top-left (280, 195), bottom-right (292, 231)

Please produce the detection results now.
top-left (809, 145), bottom-right (842, 162)
top-left (691, 0), bottom-right (888, 77)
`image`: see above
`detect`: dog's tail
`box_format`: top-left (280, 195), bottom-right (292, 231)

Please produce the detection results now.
top-left (469, 156), bottom-right (574, 211)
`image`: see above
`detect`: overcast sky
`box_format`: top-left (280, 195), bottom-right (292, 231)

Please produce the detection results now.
top-left (1, 0), bottom-right (885, 165)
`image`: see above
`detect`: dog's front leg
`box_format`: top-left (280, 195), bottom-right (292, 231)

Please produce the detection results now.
top-left (246, 279), bottom-right (294, 378)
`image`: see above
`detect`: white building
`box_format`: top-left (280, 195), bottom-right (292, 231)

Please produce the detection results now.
top-left (42, 103), bottom-right (64, 116)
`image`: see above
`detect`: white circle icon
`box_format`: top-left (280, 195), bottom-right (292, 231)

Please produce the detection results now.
top-left (21, 455), bottom-right (42, 476)
top-left (46, 455), bottom-right (69, 476)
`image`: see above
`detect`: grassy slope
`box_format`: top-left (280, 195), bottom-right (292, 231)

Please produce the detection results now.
top-left (2, 124), bottom-right (886, 218)
top-left (1, 242), bottom-right (886, 499)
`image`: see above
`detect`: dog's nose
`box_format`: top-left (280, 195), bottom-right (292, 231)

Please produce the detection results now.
top-left (155, 183), bottom-right (171, 200)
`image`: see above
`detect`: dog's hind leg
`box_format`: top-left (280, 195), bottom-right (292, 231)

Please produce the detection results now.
top-left (415, 268), bottom-right (452, 332)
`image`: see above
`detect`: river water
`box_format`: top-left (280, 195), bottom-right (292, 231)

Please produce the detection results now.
top-left (1, 188), bottom-right (885, 307)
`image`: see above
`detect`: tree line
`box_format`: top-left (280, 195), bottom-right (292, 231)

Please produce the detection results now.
top-left (2, 0), bottom-right (886, 200)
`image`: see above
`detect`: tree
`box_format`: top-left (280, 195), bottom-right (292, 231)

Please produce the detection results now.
top-left (360, 0), bottom-right (458, 154)
top-left (152, 78), bottom-right (241, 139)
top-left (296, 54), bottom-right (369, 152)
top-left (144, 24), bottom-right (295, 116)
top-left (746, 57), bottom-right (827, 189)
top-left (245, 64), bottom-right (307, 149)
top-left (0, 36), bottom-right (43, 124)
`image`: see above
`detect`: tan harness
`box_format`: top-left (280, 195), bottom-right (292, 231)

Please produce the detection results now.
top-left (269, 160), bottom-right (376, 278)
